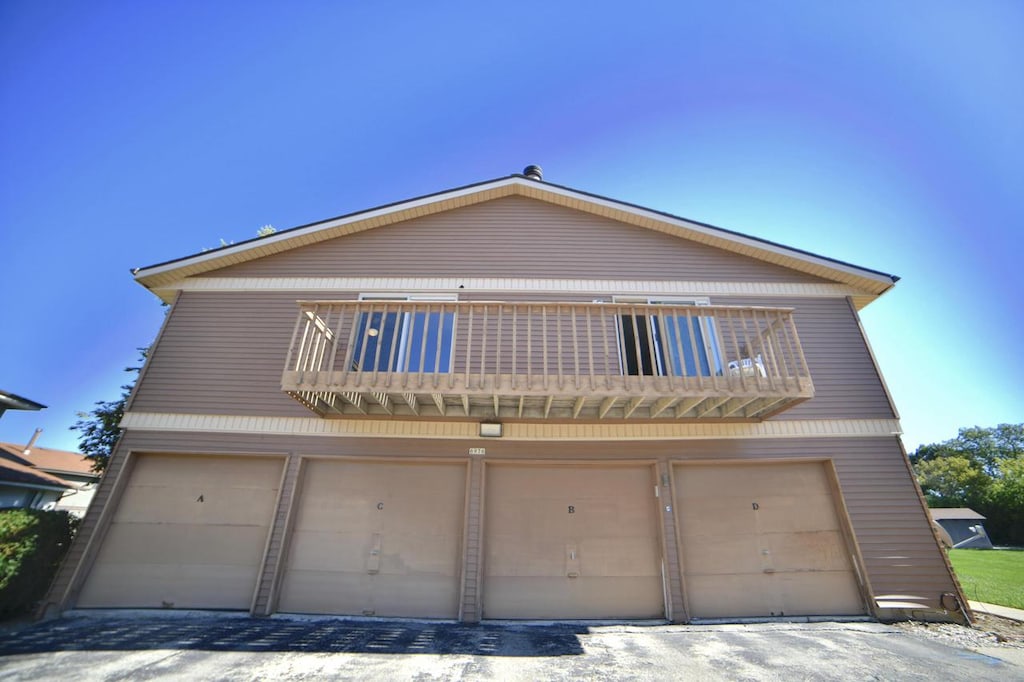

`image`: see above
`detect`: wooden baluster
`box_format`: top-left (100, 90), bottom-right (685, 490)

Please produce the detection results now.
top-left (782, 312), bottom-right (806, 391)
top-left (571, 305), bottom-right (581, 391)
top-left (326, 304), bottom-right (343, 377)
top-left (432, 302), bottom-right (445, 390)
top-left (600, 304), bottom-right (612, 390)
top-left (465, 304), bottom-right (475, 391)
top-left (629, 305), bottom-right (645, 391)
top-left (555, 304), bottom-right (565, 391)
top-left (480, 303), bottom-right (489, 391)
top-left (724, 307), bottom-right (742, 391)
top-left (511, 304), bottom-right (518, 391)
top-left (684, 306), bottom-right (703, 391)
top-left (496, 303), bottom-right (505, 391)
top-left (542, 305), bottom-right (549, 391)
top-left (527, 304), bottom-right (533, 391)
top-left (585, 304), bottom-right (596, 392)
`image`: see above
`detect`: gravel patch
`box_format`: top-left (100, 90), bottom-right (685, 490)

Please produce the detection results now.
top-left (893, 613), bottom-right (1024, 652)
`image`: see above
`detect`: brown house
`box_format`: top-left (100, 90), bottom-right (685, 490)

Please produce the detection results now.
top-left (44, 168), bottom-right (967, 623)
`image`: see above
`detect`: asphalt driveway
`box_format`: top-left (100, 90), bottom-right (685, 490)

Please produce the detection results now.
top-left (0, 612), bottom-right (1019, 681)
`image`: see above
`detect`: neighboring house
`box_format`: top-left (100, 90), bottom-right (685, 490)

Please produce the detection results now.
top-left (0, 439), bottom-right (99, 516)
top-left (930, 508), bottom-right (994, 549)
top-left (0, 457), bottom-right (73, 510)
top-left (44, 167), bottom-right (967, 624)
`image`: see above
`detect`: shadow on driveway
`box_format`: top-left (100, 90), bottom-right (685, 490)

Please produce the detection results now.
top-left (0, 615), bottom-right (587, 657)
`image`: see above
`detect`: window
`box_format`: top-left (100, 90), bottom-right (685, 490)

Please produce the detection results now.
top-left (614, 297), bottom-right (723, 377)
top-left (350, 295), bottom-right (456, 372)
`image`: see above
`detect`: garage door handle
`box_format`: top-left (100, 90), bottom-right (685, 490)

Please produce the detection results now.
top-left (566, 544), bottom-right (580, 578)
top-left (367, 533), bottom-right (382, 574)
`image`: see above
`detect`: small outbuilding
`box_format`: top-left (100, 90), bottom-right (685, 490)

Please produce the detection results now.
top-left (929, 508), bottom-right (993, 549)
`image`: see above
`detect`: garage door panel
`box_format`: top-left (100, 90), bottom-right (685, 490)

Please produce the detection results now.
top-left (677, 499), bottom-right (756, 537)
top-left (679, 533), bottom-right (765, 574)
top-left (78, 454), bottom-right (282, 610)
top-left (115, 485), bottom-right (278, 525)
top-left (765, 531), bottom-right (854, 572)
top-left (484, 464), bottom-right (664, 619)
top-left (279, 460), bottom-right (466, 618)
top-left (96, 522), bottom-right (271, 566)
top-left (580, 537), bottom-right (661, 575)
top-left (753, 494), bottom-right (841, 532)
top-left (686, 574), bottom-right (780, 617)
top-left (674, 461), bottom-right (865, 619)
top-left (81, 563), bottom-right (261, 609)
top-left (774, 572), bottom-right (864, 615)
top-left (126, 455), bottom-right (282, 488)
top-left (485, 577), bottom-right (664, 620)
top-left (676, 463), bottom-right (828, 500)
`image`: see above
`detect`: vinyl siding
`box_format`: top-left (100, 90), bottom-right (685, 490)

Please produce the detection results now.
top-left (53, 431), bottom-right (956, 616)
top-left (206, 196), bottom-right (833, 284)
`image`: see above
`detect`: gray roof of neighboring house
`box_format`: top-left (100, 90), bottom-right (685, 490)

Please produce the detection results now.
top-left (929, 507), bottom-right (986, 521)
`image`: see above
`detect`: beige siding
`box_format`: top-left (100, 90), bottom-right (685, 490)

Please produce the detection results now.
top-left (131, 291), bottom-right (890, 420)
top-left (59, 431), bottom-right (958, 617)
top-left (207, 196), bottom-right (832, 284)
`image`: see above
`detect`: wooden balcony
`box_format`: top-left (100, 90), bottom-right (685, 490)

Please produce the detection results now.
top-left (282, 300), bottom-right (814, 421)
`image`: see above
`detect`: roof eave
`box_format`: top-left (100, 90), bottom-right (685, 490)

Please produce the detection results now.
top-left (134, 174), bottom-right (899, 302)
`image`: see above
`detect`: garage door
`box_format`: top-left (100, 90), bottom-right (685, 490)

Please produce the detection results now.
top-left (483, 463), bottom-right (664, 619)
top-left (674, 461), bottom-right (865, 618)
top-left (278, 459), bottom-right (467, 618)
top-left (78, 454), bottom-right (284, 609)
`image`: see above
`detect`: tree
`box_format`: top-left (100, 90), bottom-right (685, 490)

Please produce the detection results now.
top-left (70, 349), bottom-right (147, 473)
top-left (913, 455), bottom-right (991, 508)
top-left (911, 423), bottom-right (1024, 545)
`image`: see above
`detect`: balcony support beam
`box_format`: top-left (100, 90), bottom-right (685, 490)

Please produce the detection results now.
top-left (623, 397), bottom-right (646, 419)
top-left (599, 397), bottom-right (618, 419)
top-left (650, 397), bottom-right (678, 419)
top-left (573, 396), bottom-right (586, 419)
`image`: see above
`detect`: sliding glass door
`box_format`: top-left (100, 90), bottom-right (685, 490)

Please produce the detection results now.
top-left (351, 297), bottom-right (455, 372)
top-left (617, 299), bottom-right (723, 378)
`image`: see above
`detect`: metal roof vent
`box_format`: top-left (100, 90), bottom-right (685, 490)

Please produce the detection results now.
top-left (522, 165), bottom-right (543, 181)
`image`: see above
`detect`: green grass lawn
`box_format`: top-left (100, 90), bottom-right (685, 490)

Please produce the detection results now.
top-left (948, 548), bottom-right (1024, 610)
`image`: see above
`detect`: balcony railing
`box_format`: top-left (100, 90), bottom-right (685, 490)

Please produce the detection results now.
top-left (282, 300), bottom-right (814, 421)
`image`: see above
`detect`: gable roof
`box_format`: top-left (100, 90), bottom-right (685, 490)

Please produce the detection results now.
top-left (0, 457), bottom-right (75, 491)
top-left (0, 442), bottom-right (97, 479)
top-left (929, 507), bottom-right (986, 521)
top-left (134, 173), bottom-right (899, 307)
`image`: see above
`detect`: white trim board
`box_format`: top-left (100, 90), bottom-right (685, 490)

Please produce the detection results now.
top-left (165, 277), bottom-right (867, 299)
top-left (120, 412), bottom-right (903, 441)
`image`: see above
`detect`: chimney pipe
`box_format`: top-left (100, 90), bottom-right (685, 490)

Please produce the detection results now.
top-left (522, 165), bottom-right (543, 181)
top-left (23, 428), bottom-right (43, 456)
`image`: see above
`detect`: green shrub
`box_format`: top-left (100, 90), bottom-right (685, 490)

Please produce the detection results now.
top-left (0, 509), bottom-right (79, 619)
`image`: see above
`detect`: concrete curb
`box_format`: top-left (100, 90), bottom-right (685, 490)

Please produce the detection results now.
top-left (969, 601), bottom-right (1024, 623)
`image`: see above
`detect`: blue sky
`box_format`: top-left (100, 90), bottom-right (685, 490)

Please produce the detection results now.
top-left (1, 1), bottom-right (1021, 453)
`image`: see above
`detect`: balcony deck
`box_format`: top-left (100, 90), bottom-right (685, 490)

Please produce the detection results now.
top-left (282, 301), bottom-right (814, 421)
